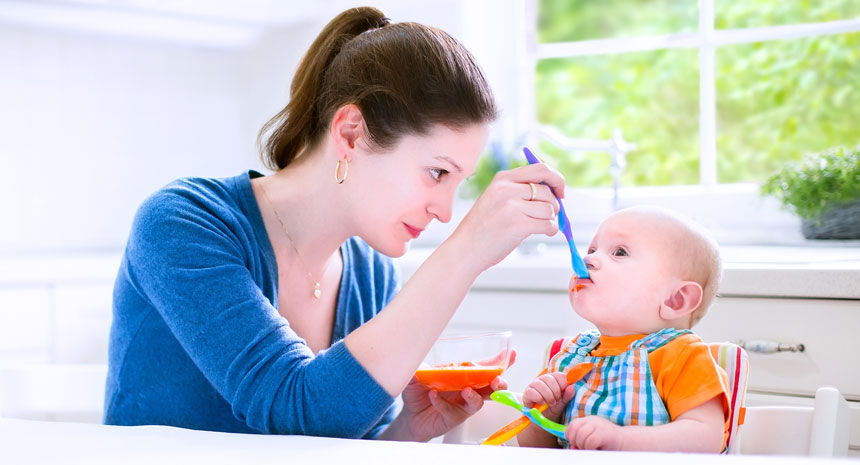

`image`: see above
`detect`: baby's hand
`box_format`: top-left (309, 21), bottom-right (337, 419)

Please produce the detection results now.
top-left (565, 415), bottom-right (623, 450)
top-left (522, 372), bottom-right (576, 420)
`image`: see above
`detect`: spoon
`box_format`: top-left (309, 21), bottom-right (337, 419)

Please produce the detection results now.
top-left (489, 390), bottom-right (522, 410)
top-left (523, 147), bottom-right (590, 280)
top-left (488, 390), bottom-right (566, 439)
top-left (525, 408), bottom-right (566, 439)
top-left (482, 361), bottom-right (593, 445)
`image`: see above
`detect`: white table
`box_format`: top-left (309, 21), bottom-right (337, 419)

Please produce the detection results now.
top-left (0, 419), bottom-right (841, 465)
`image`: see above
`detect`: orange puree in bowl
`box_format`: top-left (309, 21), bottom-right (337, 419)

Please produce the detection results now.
top-left (415, 362), bottom-right (504, 391)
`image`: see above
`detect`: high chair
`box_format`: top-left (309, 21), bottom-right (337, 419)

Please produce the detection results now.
top-left (709, 342), bottom-right (850, 456)
top-left (708, 341), bottom-right (749, 454)
top-left (443, 341), bottom-right (752, 447)
top-left (446, 341), bottom-right (850, 457)
top-left (740, 386), bottom-right (850, 456)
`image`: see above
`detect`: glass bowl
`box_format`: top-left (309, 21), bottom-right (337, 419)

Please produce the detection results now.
top-left (415, 331), bottom-right (512, 391)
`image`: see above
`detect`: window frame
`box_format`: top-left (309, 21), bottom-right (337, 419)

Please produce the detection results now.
top-left (507, 0), bottom-right (860, 245)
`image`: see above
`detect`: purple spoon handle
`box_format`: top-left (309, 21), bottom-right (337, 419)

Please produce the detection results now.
top-left (523, 147), bottom-right (589, 279)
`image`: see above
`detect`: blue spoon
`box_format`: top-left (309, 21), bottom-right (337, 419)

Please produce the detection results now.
top-left (523, 147), bottom-right (589, 279)
top-left (525, 408), bottom-right (566, 439)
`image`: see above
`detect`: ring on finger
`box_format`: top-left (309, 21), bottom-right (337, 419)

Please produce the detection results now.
top-left (528, 182), bottom-right (537, 202)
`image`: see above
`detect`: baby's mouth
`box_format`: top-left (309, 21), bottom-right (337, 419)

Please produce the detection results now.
top-left (571, 277), bottom-right (594, 292)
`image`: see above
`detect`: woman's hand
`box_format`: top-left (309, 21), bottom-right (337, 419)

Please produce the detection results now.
top-left (449, 163), bottom-right (566, 274)
top-left (397, 377), bottom-right (486, 442)
top-left (382, 351), bottom-right (516, 442)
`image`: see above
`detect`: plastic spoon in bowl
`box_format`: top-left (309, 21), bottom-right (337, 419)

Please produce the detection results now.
top-left (522, 147), bottom-right (589, 280)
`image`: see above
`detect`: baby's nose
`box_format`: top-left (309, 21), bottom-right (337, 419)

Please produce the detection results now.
top-left (584, 255), bottom-right (597, 270)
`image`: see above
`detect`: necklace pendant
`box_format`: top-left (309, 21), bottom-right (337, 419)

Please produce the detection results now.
top-left (313, 282), bottom-right (321, 299)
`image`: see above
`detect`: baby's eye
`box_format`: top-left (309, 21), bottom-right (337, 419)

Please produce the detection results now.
top-left (586, 247), bottom-right (596, 254)
top-left (430, 168), bottom-right (449, 183)
top-left (612, 247), bottom-right (629, 257)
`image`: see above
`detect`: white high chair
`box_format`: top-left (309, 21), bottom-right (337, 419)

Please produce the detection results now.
top-left (709, 342), bottom-right (851, 456)
top-left (444, 341), bottom-right (851, 456)
top-left (739, 386), bottom-right (850, 456)
top-left (443, 341), bottom-right (752, 447)
top-left (709, 341), bottom-right (749, 453)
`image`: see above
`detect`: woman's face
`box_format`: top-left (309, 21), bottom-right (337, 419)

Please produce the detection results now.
top-left (347, 122), bottom-right (488, 257)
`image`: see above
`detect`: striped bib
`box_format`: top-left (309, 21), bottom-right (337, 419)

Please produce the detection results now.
top-left (546, 328), bottom-right (691, 446)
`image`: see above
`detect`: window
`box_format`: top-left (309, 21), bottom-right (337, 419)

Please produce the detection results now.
top-left (514, 0), bottom-right (860, 244)
top-left (534, 0), bottom-right (860, 188)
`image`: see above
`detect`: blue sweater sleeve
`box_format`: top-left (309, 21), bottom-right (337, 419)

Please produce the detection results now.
top-left (123, 181), bottom-right (394, 437)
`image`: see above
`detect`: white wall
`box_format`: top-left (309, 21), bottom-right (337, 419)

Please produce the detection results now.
top-left (0, 22), bottom-right (299, 253)
top-left (0, 0), bottom-right (522, 254)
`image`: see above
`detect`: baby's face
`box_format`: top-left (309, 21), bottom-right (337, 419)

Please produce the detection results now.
top-left (569, 210), bottom-right (682, 336)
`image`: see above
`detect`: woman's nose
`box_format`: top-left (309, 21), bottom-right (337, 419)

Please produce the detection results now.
top-left (427, 190), bottom-right (454, 223)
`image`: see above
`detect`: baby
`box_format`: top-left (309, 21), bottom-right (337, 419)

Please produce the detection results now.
top-left (517, 206), bottom-right (730, 452)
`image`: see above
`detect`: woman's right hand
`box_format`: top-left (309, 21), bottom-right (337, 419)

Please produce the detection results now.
top-left (449, 163), bottom-right (566, 273)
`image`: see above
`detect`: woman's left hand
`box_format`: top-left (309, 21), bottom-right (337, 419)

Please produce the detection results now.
top-left (392, 350), bottom-right (516, 442)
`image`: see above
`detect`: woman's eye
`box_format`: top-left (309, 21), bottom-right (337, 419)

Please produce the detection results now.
top-left (430, 168), bottom-right (449, 183)
top-left (612, 247), bottom-right (629, 257)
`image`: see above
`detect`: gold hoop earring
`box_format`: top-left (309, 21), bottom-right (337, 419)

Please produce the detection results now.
top-left (335, 158), bottom-right (349, 184)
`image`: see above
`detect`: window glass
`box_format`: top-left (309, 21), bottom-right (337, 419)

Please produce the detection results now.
top-left (538, 0), bottom-right (698, 43)
top-left (716, 32), bottom-right (860, 183)
top-left (716, 0), bottom-right (860, 29)
top-left (535, 49), bottom-right (699, 187)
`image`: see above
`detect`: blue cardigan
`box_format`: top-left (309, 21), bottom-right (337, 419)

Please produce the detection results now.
top-left (105, 171), bottom-right (399, 438)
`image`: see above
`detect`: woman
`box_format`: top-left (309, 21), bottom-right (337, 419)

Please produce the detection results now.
top-left (105, 7), bottom-right (564, 441)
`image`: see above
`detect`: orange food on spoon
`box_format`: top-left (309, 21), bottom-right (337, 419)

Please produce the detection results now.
top-left (415, 361), bottom-right (504, 391)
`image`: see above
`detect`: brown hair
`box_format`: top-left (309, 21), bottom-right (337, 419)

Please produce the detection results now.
top-left (258, 7), bottom-right (498, 170)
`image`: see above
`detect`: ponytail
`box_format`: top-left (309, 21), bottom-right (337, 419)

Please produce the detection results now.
top-left (259, 7), bottom-right (496, 171)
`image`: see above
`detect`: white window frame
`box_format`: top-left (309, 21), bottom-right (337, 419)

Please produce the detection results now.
top-left (512, 0), bottom-right (860, 245)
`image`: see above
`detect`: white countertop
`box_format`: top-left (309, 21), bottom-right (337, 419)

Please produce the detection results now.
top-left (0, 418), bottom-right (838, 465)
top-left (1, 244), bottom-right (858, 299)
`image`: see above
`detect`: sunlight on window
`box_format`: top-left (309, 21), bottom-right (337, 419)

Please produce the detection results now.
top-left (536, 49), bottom-right (699, 187)
top-left (535, 0), bottom-right (860, 188)
top-left (715, 1), bottom-right (860, 29)
top-left (716, 32), bottom-right (860, 183)
top-left (538, 0), bottom-right (697, 42)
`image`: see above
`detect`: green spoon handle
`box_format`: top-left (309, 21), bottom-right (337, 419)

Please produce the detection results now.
top-left (527, 408), bottom-right (566, 438)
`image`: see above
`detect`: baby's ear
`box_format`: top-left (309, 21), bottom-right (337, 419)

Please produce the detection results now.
top-left (659, 281), bottom-right (704, 322)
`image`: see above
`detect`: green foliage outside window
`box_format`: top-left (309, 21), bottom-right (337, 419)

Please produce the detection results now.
top-left (532, 0), bottom-right (860, 188)
top-left (716, 33), bottom-right (860, 183)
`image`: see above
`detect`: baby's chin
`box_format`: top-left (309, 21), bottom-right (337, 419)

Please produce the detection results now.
top-left (570, 298), bottom-right (592, 319)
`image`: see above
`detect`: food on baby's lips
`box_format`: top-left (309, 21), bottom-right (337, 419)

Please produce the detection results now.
top-left (571, 276), bottom-right (590, 293)
top-left (415, 361), bottom-right (504, 391)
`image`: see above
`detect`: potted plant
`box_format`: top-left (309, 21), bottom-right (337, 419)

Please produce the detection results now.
top-left (761, 145), bottom-right (860, 240)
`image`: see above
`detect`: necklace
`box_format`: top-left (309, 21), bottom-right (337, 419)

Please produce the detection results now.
top-left (260, 182), bottom-right (326, 299)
